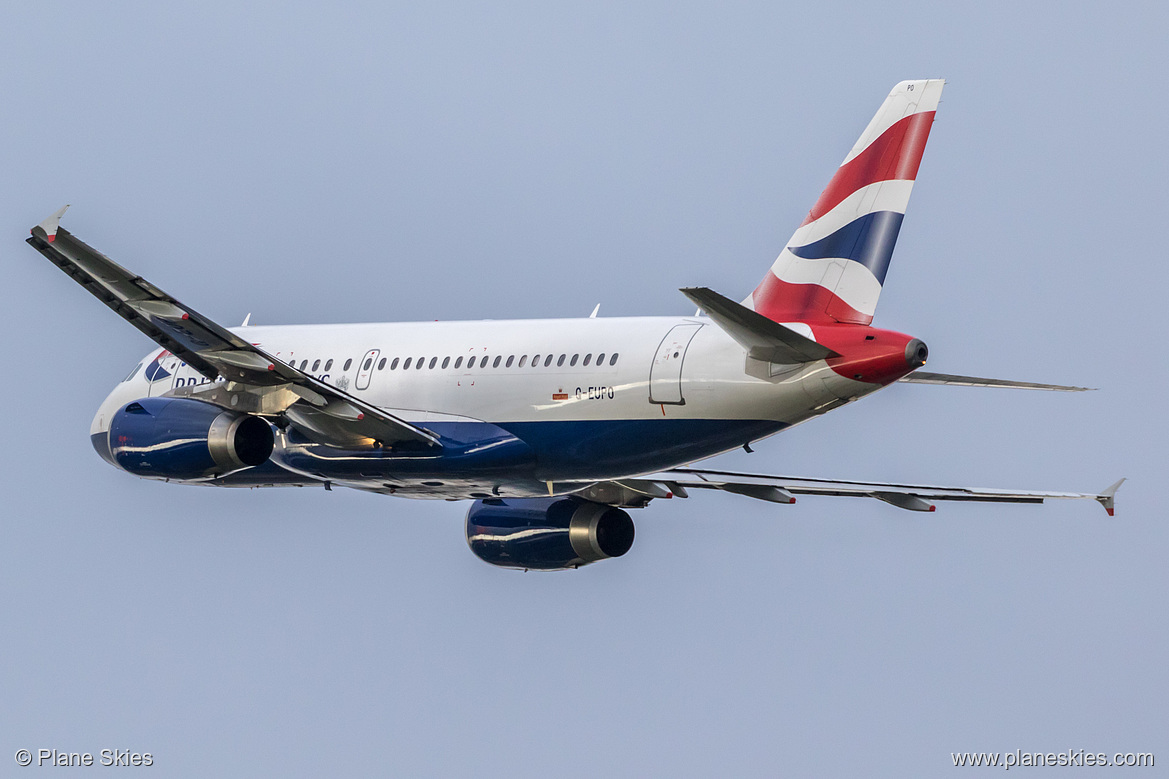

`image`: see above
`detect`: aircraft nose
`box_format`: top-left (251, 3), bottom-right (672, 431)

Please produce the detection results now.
top-left (905, 338), bottom-right (929, 368)
top-left (90, 426), bottom-right (116, 466)
top-left (90, 391), bottom-right (122, 467)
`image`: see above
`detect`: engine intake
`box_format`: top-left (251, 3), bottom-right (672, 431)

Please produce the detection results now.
top-left (466, 497), bottom-right (635, 570)
top-left (108, 397), bottom-right (273, 480)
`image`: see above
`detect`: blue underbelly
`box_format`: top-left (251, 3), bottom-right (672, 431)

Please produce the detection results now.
top-left (116, 417), bottom-right (788, 486)
top-left (500, 418), bottom-right (787, 478)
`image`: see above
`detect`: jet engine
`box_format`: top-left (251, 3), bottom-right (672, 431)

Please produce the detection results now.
top-left (108, 397), bottom-right (274, 480)
top-left (466, 497), bottom-right (635, 570)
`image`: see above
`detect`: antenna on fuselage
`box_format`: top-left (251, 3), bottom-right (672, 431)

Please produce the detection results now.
top-left (589, 304), bottom-right (600, 318)
top-left (241, 313), bottom-right (252, 327)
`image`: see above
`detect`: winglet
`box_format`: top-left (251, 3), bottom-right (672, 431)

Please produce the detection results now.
top-left (1096, 478), bottom-right (1125, 517)
top-left (34, 205), bottom-right (70, 242)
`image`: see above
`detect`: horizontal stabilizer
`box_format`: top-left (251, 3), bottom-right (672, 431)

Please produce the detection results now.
top-left (899, 371), bottom-right (1094, 391)
top-left (681, 287), bottom-right (840, 364)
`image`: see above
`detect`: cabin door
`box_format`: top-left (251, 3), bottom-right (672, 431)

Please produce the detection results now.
top-left (648, 324), bottom-right (702, 405)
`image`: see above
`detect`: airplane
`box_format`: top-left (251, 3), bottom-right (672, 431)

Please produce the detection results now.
top-left (26, 79), bottom-right (1123, 571)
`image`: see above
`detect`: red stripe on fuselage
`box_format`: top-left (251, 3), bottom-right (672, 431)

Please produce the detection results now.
top-left (801, 111), bottom-right (935, 227)
top-left (750, 272), bottom-right (873, 326)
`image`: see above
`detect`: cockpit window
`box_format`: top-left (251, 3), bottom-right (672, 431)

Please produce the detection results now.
top-left (123, 362), bottom-right (144, 382)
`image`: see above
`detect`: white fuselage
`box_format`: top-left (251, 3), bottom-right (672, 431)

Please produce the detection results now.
top-left (92, 315), bottom-right (877, 498)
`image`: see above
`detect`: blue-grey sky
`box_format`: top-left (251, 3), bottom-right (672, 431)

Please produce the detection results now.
top-left (2, 2), bottom-right (1165, 776)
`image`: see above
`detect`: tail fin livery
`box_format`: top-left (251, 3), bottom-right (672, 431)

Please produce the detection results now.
top-left (748, 79), bottom-right (944, 325)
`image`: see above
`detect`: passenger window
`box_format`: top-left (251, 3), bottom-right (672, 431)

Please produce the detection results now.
top-left (493, 356), bottom-right (501, 368)
top-left (312, 359), bottom-right (321, 371)
top-left (325, 359), bottom-right (333, 371)
top-left (583, 354), bottom-right (592, 366)
top-left (532, 354), bottom-right (540, 366)
top-left (557, 354), bottom-right (566, 367)
top-left (343, 358), bottom-right (353, 371)
top-left (442, 356), bottom-right (450, 369)
top-left (518, 355), bottom-right (528, 368)
top-left (403, 357), bottom-right (412, 370)
top-left (455, 356), bottom-right (463, 369)
top-left (597, 353), bottom-right (605, 365)
top-left (610, 353), bottom-right (619, 366)
top-left (468, 356), bottom-right (476, 368)
top-left (391, 358), bottom-right (400, 370)
top-left (123, 362), bottom-right (144, 382)
top-left (416, 357), bottom-right (424, 370)
top-left (362, 358), bottom-right (372, 371)
top-left (544, 354), bottom-right (553, 367)
top-left (378, 358), bottom-right (387, 370)
top-left (301, 360), bottom-right (310, 370)
top-left (570, 354), bottom-right (579, 366)
top-left (483, 356), bottom-right (490, 367)
top-left (505, 355), bottom-right (514, 368)
top-left (429, 357), bottom-right (437, 369)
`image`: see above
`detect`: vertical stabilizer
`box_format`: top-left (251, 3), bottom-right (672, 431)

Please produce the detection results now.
top-left (747, 80), bottom-right (943, 325)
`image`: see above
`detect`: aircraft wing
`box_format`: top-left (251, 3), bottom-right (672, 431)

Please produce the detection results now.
top-left (634, 467), bottom-right (1124, 515)
top-left (27, 207), bottom-right (441, 450)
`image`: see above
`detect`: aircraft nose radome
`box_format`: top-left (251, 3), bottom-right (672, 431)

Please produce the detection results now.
top-left (90, 376), bottom-right (139, 467)
top-left (90, 403), bottom-right (117, 466)
top-left (91, 429), bottom-right (116, 466)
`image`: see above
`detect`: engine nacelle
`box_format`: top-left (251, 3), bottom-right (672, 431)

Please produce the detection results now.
top-left (466, 497), bottom-right (635, 570)
top-left (108, 397), bottom-right (273, 480)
